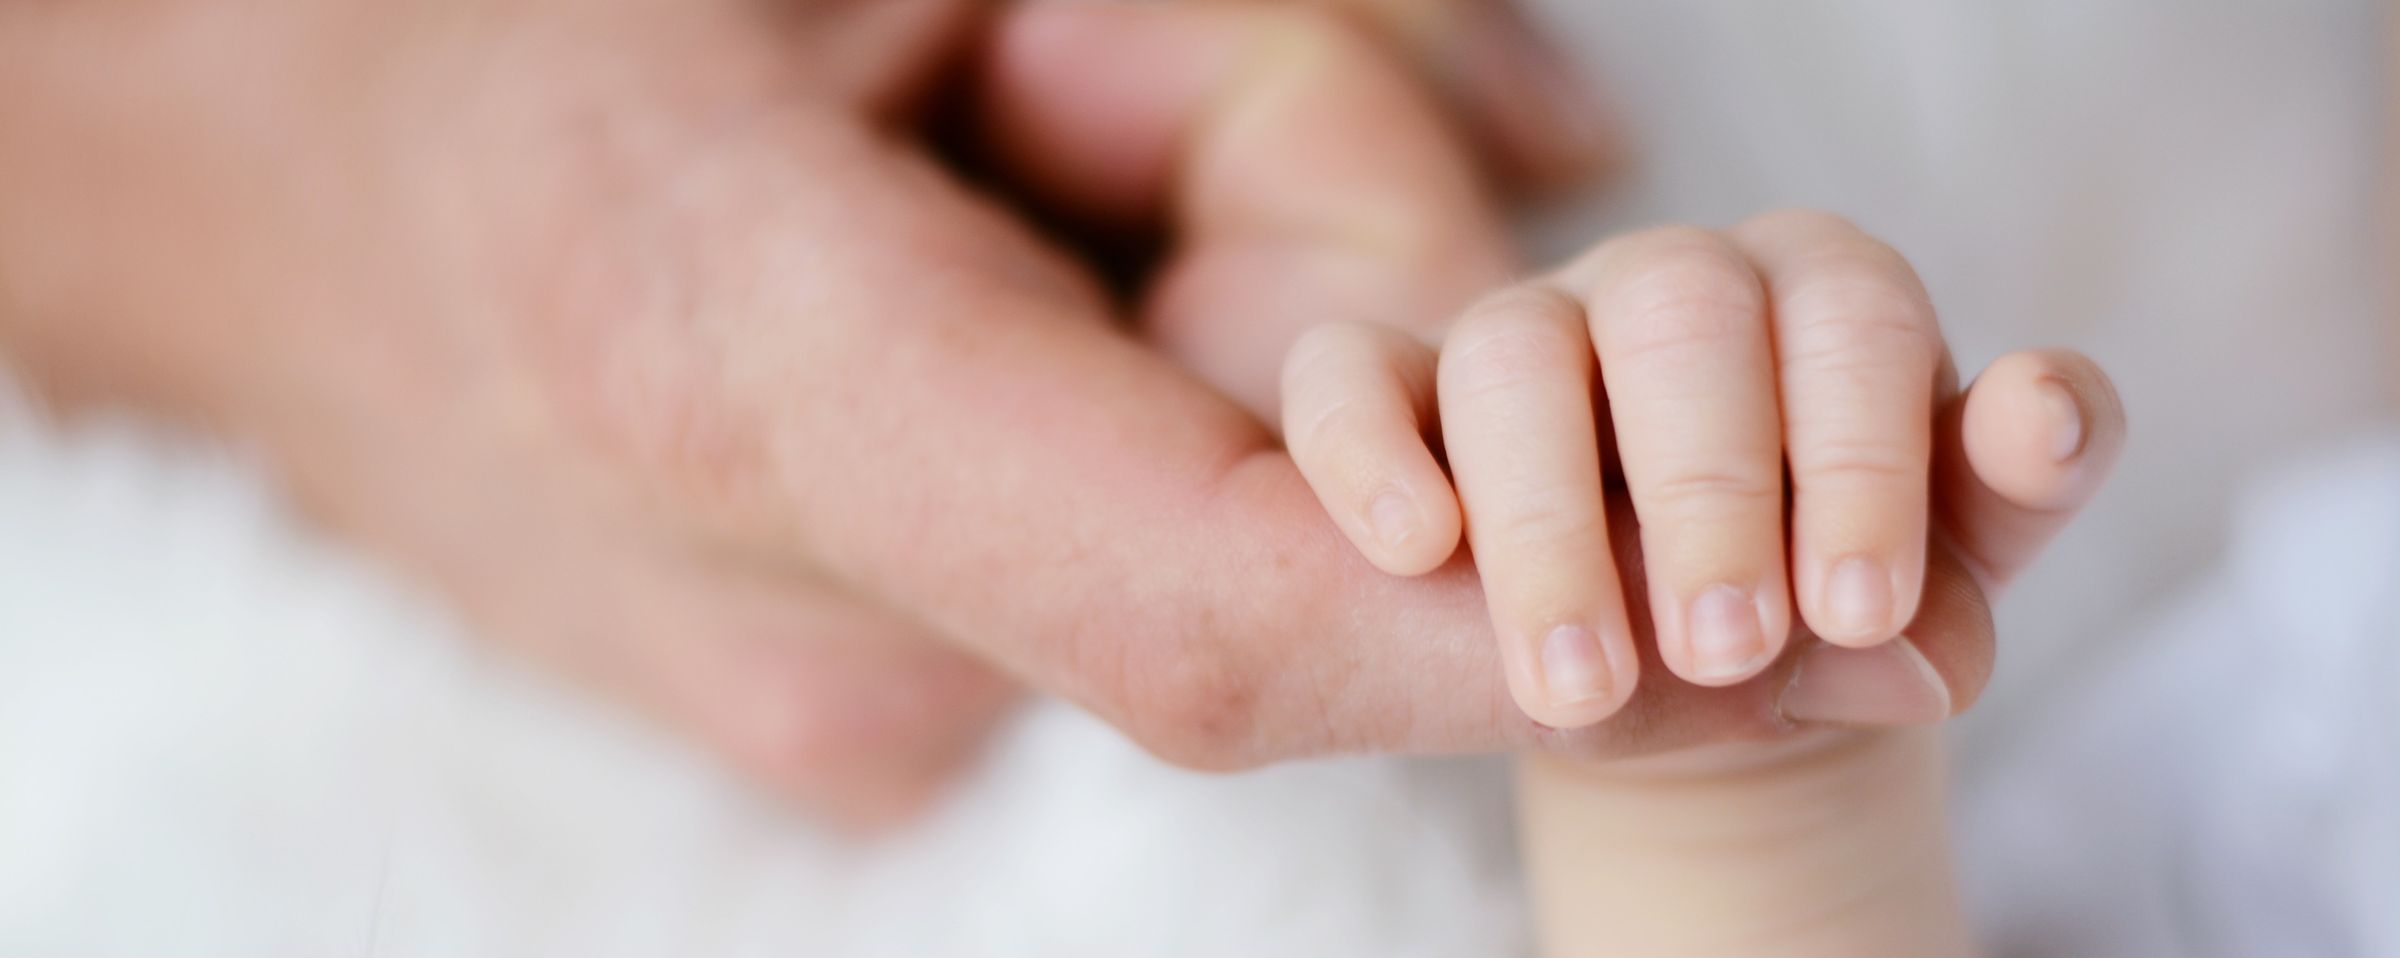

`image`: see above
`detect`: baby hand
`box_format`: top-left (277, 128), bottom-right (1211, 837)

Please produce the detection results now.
top-left (1280, 210), bottom-right (2121, 728)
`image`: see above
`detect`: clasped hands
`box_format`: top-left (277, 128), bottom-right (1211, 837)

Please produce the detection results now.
top-left (0, 0), bottom-right (2120, 830)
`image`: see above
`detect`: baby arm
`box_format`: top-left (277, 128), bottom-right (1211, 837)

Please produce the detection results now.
top-left (1517, 729), bottom-right (1969, 957)
top-left (1282, 211), bottom-right (2125, 955)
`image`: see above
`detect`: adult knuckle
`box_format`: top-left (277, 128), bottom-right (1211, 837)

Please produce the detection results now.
top-left (1110, 640), bottom-right (1265, 771)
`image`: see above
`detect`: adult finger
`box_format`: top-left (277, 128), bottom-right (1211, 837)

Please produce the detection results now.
top-left (1305, 0), bottom-right (1626, 195)
top-left (475, 529), bottom-right (1017, 830)
top-left (654, 28), bottom-right (1969, 769)
top-left (974, 0), bottom-right (1518, 418)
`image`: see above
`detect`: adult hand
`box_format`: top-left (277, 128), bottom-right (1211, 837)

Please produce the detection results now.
top-left (1288, 0), bottom-right (1627, 193)
top-left (0, 0), bottom-right (2064, 825)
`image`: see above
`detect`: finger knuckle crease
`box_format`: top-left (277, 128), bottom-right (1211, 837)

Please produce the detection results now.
top-left (1461, 285), bottom-right (1581, 329)
top-left (1610, 298), bottom-right (1760, 363)
top-left (1647, 469), bottom-right (1782, 509)
top-left (1444, 324), bottom-right (1583, 389)
top-left (1794, 446), bottom-right (1919, 486)
top-left (1292, 394), bottom-right (1380, 455)
top-left (1779, 283), bottom-right (1937, 351)
top-left (1284, 323), bottom-right (1374, 377)
top-left (1491, 493), bottom-right (1605, 546)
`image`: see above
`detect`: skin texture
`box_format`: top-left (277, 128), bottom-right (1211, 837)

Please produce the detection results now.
top-left (0, 1), bottom-right (2144, 950)
top-left (1509, 345), bottom-right (2121, 957)
top-left (1521, 731), bottom-right (1974, 958)
top-left (1271, 203), bottom-right (2124, 955)
top-left (1283, 214), bottom-right (2125, 728)
top-left (0, 0), bottom-right (2088, 831)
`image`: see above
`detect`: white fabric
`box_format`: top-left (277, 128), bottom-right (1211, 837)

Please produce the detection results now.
top-left (1962, 435), bottom-right (2400, 957)
top-left (2, 2), bottom-right (2396, 955)
top-left (0, 403), bottom-right (1527, 957)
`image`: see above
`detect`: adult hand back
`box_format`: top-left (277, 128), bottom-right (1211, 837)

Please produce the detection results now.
top-left (0, 0), bottom-right (2063, 824)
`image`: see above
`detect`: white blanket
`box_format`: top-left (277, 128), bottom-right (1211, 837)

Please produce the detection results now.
top-left (1964, 435), bottom-right (2400, 957)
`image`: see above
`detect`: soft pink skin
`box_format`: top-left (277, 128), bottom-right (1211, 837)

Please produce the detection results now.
top-left (1502, 344), bottom-right (2122, 958)
top-left (1281, 213), bottom-right (2126, 729)
top-left (0, 0), bottom-right (2121, 826)
top-left (0, 0), bottom-right (1618, 825)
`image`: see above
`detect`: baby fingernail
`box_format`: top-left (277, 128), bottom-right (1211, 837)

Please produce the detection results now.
top-left (1369, 490), bottom-right (1416, 551)
top-left (1824, 555), bottom-right (1893, 641)
top-left (1687, 585), bottom-right (1768, 681)
top-left (1777, 637), bottom-right (1951, 726)
top-left (1540, 624), bottom-right (1614, 707)
top-left (2038, 379), bottom-right (2086, 462)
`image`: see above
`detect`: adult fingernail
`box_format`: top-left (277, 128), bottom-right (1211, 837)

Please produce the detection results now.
top-left (1369, 490), bottom-right (1416, 552)
top-left (1823, 555), bottom-right (1893, 641)
top-left (1778, 637), bottom-right (1951, 726)
top-left (1540, 624), bottom-right (1614, 707)
top-left (1687, 585), bottom-right (1768, 681)
top-left (2038, 378), bottom-right (2086, 462)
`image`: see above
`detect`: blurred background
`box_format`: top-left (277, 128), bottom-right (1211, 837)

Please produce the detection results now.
top-left (3, 2), bottom-right (2395, 955)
